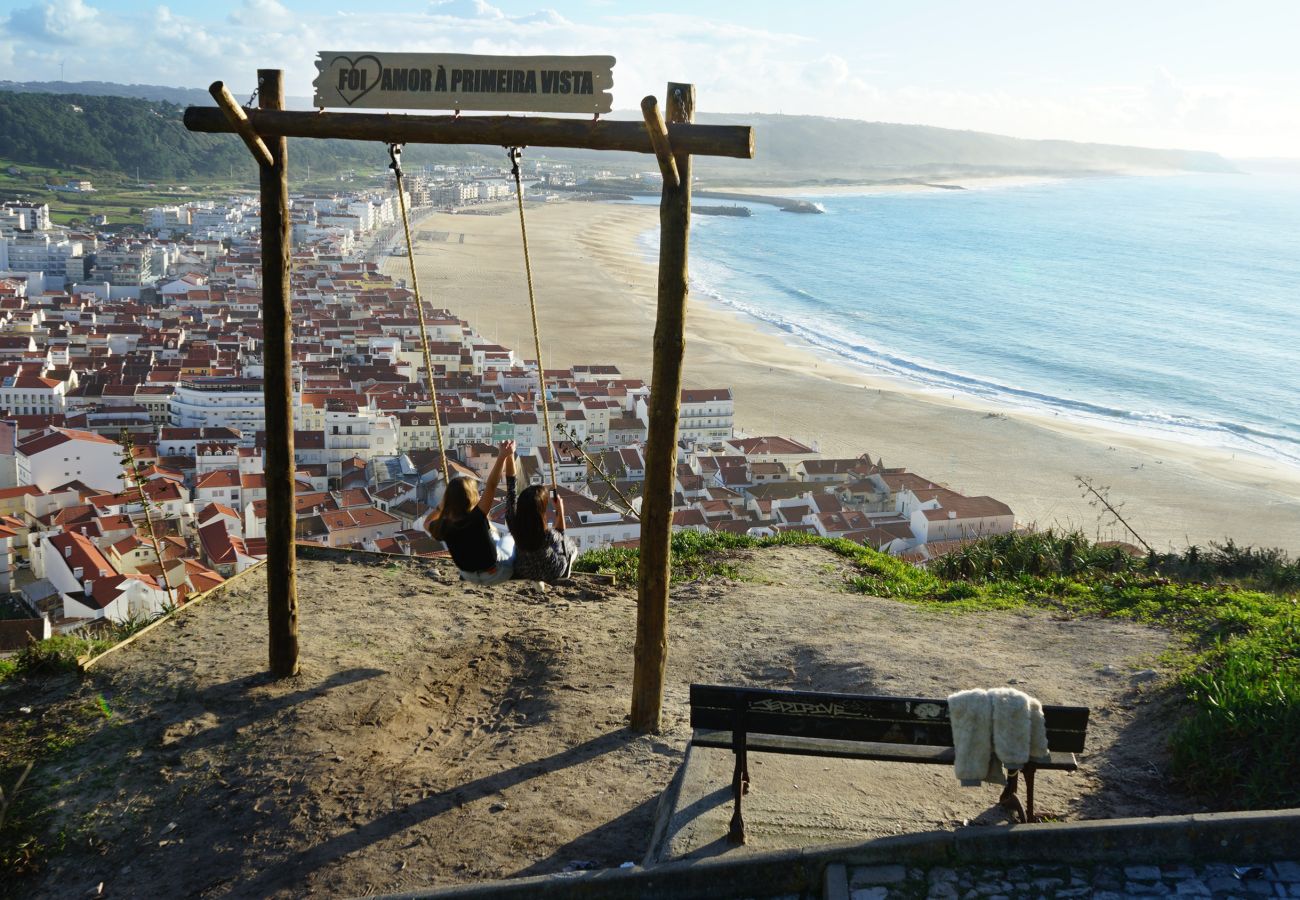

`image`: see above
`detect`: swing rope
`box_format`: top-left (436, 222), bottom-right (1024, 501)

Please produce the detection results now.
top-left (508, 147), bottom-right (560, 495)
top-left (388, 142), bottom-right (451, 486)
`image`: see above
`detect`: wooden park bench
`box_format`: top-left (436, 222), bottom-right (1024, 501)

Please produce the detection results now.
top-left (689, 683), bottom-right (1089, 844)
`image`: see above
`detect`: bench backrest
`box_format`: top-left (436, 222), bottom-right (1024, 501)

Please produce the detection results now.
top-left (689, 683), bottom-right (1089, 753)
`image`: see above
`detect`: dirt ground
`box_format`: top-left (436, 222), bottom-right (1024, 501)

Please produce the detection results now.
top-left (4, 546), bottom-right (1198, 898)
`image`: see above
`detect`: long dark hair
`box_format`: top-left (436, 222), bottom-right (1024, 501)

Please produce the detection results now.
top-left (509, 484), bottom-right (549, 552)
top-left (429, 477), bottom-right (478, 541)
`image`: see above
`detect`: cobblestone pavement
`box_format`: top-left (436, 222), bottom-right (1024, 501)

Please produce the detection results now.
top-left (833, 860), bottom-right (1300, 899)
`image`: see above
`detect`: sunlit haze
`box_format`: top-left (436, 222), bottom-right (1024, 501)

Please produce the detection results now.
top-left (1, 0), bottom-right (1297, 158)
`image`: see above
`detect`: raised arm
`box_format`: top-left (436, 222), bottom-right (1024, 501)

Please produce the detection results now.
top-left (551, 489), bottom-right (566, 533)
top-left (477, 439), bottom-right (515, 513)
top-left (504, 449), bottom-right (518, 530)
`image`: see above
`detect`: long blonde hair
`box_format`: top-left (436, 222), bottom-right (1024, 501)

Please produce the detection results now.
top-left (429, 477), bottom-right (479, 540)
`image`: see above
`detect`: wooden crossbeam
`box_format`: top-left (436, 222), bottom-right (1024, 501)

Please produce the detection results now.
top-left (182, 107), bottom-right (753, 159)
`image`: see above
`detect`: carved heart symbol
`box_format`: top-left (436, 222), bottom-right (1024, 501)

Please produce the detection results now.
top-left (331, 54), bottom-right (382, 106)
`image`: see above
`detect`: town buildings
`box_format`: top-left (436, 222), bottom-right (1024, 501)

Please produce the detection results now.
top-left (0, 178), bottom-right (1013, 642)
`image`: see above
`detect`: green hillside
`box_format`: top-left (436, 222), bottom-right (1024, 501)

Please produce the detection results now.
top-left (1, 87), bottom-right (1238, 194)
top-left (0, 90), bottom-right (490, 186)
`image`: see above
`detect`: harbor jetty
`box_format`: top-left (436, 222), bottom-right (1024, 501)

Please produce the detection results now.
top-left (695, 189), bottom-right (822, 213)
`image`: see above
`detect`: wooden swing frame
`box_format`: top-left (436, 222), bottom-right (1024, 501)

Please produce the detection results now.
top-left (185, 70), bottom-right (754, 732)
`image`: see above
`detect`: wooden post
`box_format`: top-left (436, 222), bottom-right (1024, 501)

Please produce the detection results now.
top-left (260, 69), bottom-right (299, 677)
top-left (631, 83), bottom-right (695, 733)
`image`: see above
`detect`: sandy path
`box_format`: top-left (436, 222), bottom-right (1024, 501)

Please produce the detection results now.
top-left (391, 201), bottom-right (1300, 553)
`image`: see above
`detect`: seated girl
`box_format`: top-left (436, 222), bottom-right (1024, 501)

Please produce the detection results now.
top-left (426, 440), bottom-right (515, 585)
top-left (503, 449), bottom-right (578, 583)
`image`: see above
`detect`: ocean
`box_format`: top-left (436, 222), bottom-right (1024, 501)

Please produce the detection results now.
top-left (640, 174), bottom-right (1300, 469)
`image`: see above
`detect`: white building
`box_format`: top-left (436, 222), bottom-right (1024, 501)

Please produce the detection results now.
top-left (903, 492), bottom-right (1016, 547)
top-left (0, 374), bottom-right (67, 417)
top-left (143, 206), bottom-right (192, 233)
top-left (322, 408), bottom-right (397, 474)
top-left (556, 491), bottom-right (640, 552)
top-left (189, 201), bottom-right (256, 240)
top-left (0, 202), bottom-right (52, 233)
top-left (633, 387), bottom-right (734, 446)
top-left (15, 427), bottom-right (123, 493)
top-left (171, 378), bottom-right (265, 436)
top-left (40, 530), bottom-right (170, 625)
top-left (721, 435), bottom-right (819, 468)
top-left (1, 232), bottom-right (86, 284)
top-left (90, 245), bottom-right (154, 287)
top-left (0, 520), bottom-right (17, 594)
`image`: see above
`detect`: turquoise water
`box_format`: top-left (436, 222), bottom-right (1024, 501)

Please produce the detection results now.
top-left (643, 175), bottom-right (1300, 468)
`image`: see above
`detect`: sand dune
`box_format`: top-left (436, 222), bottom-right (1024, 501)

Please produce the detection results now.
top-left (388, 200), bottom-right (1300, 553)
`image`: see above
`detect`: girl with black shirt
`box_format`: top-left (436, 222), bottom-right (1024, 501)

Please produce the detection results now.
top-left (426, 440), bottom-right (515, 584)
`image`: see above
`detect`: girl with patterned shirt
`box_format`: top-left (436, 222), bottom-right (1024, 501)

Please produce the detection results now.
top-left (503, 448), bottom-right (578, 583)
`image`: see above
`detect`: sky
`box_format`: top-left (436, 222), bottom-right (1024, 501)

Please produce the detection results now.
top-left (1, 0), bottom-right (1297, 158)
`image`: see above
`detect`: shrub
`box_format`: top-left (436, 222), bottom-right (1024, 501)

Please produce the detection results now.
top-left (7, 635), bottom-right (108, 679)
top-left (930, 530), bottom-right (1141, 581)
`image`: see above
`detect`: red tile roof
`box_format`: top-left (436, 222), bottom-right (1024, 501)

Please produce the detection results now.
top-left (16, 427), bottom-right (118, 456)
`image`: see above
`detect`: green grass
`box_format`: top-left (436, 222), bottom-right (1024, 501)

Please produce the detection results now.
top-left (575, 529), bottom-right (1300, 808)
top-left (0, 614), bottom-right (165, 686)
top-left (0, 695), bottom-right (108, 878)
top-left (573, 528), bottom-right (860, 583)
top-left (0, 626), bottom-right (149, 878)
top-left (1, 634), bottom-right (110, 680)
top-left (0, 154), bottom-right (385, 228)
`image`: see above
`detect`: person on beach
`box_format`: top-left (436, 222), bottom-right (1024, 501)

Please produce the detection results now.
top-left (426, 440), bottom-right (516, 585)
top-left (503, 448), bottom-right (578, 583)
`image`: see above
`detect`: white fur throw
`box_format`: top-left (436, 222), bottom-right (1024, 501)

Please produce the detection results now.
top-left (948, 689), bottom-right (998, 786)
top-left (947, 688), bottom-right (1050, 785)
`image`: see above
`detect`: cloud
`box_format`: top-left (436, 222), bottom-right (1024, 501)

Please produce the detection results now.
top-left (517, 9), bottom-right (570, 27)
top-left (429, 0), bottom-right (506, 20)
top-left (4, 0), bottom-right (103, 44)
top-left (229, 0), bottom-right (293, 28)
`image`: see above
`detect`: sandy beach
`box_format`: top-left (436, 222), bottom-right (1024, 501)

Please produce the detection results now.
top-left (389, 199), bottom-right (1300, 554)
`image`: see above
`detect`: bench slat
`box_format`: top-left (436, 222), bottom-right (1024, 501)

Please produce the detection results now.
top-left (689, 684), bottom-right (1089, 754)
top-left (693, 707), bottom-right (955, 746)
top-left (691, 729), bottom-right (1079, 770)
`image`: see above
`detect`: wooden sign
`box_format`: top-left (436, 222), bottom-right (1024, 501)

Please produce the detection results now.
top-left (314, 52), bottom-right (615, 114)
